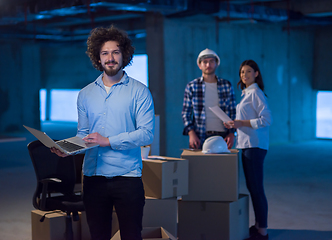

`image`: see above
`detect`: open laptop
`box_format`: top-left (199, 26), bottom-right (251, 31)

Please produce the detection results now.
top-left (23, 125), bottom-right (99, 155)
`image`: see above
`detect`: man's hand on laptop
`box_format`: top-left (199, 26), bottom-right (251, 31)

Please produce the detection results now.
top-left (50, 147), bottom-right (69, 158)
top-left (83, 132), bottom-right (110, 147)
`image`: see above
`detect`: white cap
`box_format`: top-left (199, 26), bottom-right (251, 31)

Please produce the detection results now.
top-left (197, 48), bottom-right (220, 66)
top-left (202, 136), bottom-right (230, 154)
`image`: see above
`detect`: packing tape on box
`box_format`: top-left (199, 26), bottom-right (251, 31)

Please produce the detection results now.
top-left (173, 179), bottom-right (178, 186)
top-left (173, 162), bottom-right (178, 173)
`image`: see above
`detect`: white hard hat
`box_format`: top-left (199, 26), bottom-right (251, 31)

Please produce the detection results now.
top-left (202, 136), bottom-right (230, 154)
top-left (197, 48), bottom-right (220, 66)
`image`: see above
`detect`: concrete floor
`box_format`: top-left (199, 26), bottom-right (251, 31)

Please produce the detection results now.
top-left (0, 122), bottom-right (332, 240)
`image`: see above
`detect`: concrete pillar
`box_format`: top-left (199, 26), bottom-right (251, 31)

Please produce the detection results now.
top-left (146, 13), bottom-right (166, 155)
top-left (0, 42), bottom-right (41, 132)
top-left (21, 44), bottom-right (42, 129)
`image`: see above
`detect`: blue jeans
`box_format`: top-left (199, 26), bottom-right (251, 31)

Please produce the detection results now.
top-left (83, 176), bottom-right (145, 240)
top-left (241, 148), bottom-right (268, 228)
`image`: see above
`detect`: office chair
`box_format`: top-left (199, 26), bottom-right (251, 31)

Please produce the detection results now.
top-left (28, 140), bottom-right (85, 240)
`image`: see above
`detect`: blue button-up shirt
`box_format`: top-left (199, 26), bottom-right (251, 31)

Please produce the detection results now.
top-left (76, 72), bottom-right (155, 177)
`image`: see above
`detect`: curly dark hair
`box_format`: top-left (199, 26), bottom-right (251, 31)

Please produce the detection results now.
top-left (86, 25), bottom-right (135, 71)
top-left (237, 59), bottom-right (265, 91)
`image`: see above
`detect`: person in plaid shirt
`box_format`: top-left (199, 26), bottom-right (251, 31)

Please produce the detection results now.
top-left (182, 48), bottom-right (236, 149)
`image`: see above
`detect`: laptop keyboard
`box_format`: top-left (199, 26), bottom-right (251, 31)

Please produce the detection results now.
top-left (56, 140), bottom-right (85, 152)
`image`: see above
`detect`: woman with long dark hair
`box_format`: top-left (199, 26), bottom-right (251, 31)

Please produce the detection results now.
top-left (225, 60), bottom-right (272, 240)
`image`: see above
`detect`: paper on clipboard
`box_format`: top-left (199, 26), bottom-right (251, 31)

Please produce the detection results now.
top-left (209, 106), bottom-right (232, 122)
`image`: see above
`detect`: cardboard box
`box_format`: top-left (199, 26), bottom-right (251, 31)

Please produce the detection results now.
top-left (181, 149), bottom-right (239, 201)
top-left (31, 210), bottom-right (81, 240)
top-left (144, 197), bottom-right (178, 237)
top-left (80, 210), bottom-right (119, 240)
top-left (178, 194), bottom-right (249, 240)
top-left (111, 227), bottom-right (177, 240)
top-left (142, 156), bottom-right (189, 199)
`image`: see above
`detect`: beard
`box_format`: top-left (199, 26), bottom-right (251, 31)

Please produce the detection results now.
top-left (203, 68), bottom-right (216, 75)
top-left (102, 60), bottom-right (123, 77)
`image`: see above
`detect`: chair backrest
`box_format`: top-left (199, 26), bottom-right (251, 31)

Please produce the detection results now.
top-left (27, 140), bottom-right (77, 210)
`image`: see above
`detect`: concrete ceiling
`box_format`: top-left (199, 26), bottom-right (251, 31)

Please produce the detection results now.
top-left (1, 0), bottom-right (332, 42)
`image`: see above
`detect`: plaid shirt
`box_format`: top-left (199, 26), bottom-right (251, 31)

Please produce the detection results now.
top-left (182, 76), bottom-right (236, 143)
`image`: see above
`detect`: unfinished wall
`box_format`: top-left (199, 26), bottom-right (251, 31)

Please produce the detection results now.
top-left (313, 26), bottom-right (332, 90)
top-left (0, 42), bottom-right (41, 132)
top-left (40, 43), bottom-right (99, 90)
top-left (162, 15), bottom-right (316, 157)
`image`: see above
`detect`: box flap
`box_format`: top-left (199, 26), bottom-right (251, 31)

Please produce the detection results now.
top-left (181, 149), bottom-right (238, 156)
top-left (160, 227), bottom-right (177, 240)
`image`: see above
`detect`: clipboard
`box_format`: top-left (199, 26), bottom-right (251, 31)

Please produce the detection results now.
top-left (208, 106), bottom-right (232, 122)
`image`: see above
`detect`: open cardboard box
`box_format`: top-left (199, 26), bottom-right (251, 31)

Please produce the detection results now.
top-left (111, 227), bottom-right (176, 240)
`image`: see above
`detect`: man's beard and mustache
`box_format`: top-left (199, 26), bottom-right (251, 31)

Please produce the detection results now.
top-left (203, 67), bottom-right (216, 75)
top-left (103, 60), bottom-right (123, 76)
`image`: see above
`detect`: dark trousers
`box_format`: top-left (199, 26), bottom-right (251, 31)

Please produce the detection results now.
top-left (83, 176), bottom-right (145, 240)
top-left (242, 148), bottom-right (268, 228)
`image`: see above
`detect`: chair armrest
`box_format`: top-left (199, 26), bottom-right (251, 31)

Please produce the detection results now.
top-left (40, 178), bottom-right (62, 210)
top-left (42, 178), bottom-right (62, 183)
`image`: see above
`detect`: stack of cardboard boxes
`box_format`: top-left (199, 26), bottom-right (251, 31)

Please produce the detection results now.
top-left (141, 156), bottom-right (189, 238)
top-left (178, 149), bottom-right (249, 240)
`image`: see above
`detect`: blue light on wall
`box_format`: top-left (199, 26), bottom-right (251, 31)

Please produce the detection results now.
top-left (39, 89), bottom-right (80, 122)
top-left (316, 91), bottom-right (332, 139)
top-left (40, 89), bottom-right (47, 121)
top-left (125, 54), bottom-right (148, 86)
top-left (50, 89), bottom-right (80, 122)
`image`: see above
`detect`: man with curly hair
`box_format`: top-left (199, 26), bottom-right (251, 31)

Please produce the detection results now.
top-left (52, 25), bottom-right (155, 240)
